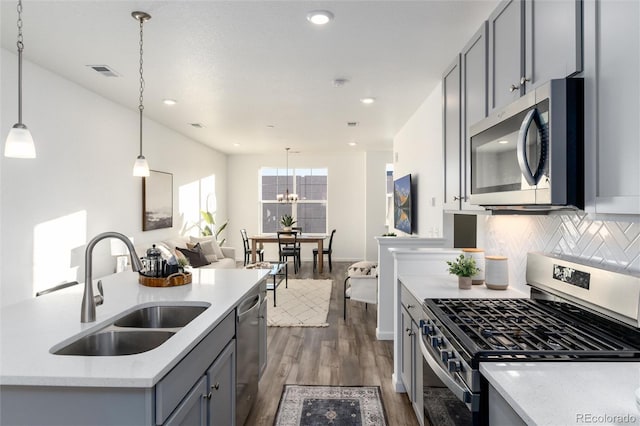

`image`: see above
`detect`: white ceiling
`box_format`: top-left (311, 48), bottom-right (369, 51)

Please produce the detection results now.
top-left (1, 0), bottom-right (497, 155)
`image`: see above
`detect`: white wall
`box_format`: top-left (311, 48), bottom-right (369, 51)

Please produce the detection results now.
top-left (392, 83), bottom-right (444, 237)
top-left (227, 150), bottom-right (390, 263)
top-left (365, 151), bottom-right (393, 261)
top-left (1, 49), bottom-right (227, 306)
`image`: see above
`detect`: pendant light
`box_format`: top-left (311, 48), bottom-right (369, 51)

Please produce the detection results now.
top-left (4, 0), bottom-right (36, 159)
top-left (132, 11), bottom-right (151, 177)
top-left (276, 148), bottom-right (298, 203)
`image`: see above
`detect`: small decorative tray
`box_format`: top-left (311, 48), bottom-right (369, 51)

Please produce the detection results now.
top-left (138, 272), bottom-right (192, 288)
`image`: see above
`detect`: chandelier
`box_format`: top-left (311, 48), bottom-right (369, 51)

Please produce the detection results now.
top-left (277, 147), bottom-right (298, 203)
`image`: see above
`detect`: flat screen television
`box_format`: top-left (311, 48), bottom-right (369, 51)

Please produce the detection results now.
top-left (393, 173), bottom-right (413, 234)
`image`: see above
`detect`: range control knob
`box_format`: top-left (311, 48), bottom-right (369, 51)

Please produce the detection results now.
top-left (440, 349), bottom-right (453, 362)
top-left (448, 359), bottom-right (461, 373)
top-left (430, 336), bottom-right (443, 348)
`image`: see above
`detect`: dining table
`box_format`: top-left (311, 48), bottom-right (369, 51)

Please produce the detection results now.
top-left (250, 233), bottom-right (329, 273)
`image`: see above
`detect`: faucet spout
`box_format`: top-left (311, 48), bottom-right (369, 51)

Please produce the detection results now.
top-left (81, 232), bottom-right (142, 323)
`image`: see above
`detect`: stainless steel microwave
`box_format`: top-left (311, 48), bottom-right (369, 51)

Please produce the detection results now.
top-left (469, 78), bottom-right (583, 211)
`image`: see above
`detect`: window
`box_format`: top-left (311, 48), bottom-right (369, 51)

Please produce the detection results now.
top-left (260, 167), bottom-right (328, 233)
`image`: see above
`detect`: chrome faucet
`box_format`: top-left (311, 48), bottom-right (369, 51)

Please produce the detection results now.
top-left (81, 232), bottom-right (143, 323)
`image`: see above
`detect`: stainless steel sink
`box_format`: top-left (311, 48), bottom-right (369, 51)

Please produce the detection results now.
top-left (53, 330), bottom-right (175, 356)
top-left (114, 305), bottom-right (208, 328)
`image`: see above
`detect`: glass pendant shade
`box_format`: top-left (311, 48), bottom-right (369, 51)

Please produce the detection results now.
top-left (4, 124), bottom-right (35, 158)
top-left (132, 155), bottom-right (150, 177)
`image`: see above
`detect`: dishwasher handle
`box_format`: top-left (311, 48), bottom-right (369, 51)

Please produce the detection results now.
top-left (238, 294), bottom-right (261, 320)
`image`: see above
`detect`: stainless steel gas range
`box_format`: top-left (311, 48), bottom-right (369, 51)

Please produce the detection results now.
top-left (418, 252), bottom-right (640, 425)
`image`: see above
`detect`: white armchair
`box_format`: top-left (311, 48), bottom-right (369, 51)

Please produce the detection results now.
top-left (344, 261), bottom-right (378, 320)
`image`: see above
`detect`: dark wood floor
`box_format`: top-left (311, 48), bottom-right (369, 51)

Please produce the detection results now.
top-left (245, 260), bottom-right (419, 426)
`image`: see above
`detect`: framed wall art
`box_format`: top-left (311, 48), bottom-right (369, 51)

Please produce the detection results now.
top-left (143, 170), bottom-right (173, 231)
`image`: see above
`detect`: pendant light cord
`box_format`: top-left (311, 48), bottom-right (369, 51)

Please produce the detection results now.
top-left (16, 0), bottom-right (24, 125)
top-left (138, 17), bottom-right (145, 157)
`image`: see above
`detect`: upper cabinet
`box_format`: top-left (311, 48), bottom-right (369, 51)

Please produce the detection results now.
top-left (443, 23), bottom-right (488, 212)
top-left (488, 0), bottom-right (583, 112)
top-left (583, 0), bottom-right (640, 216)
top-left (443, 55), bottom-right (462, 211)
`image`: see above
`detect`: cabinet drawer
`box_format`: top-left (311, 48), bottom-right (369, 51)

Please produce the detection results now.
top-left (156, 311), bottom-right (235, 425)
top-left (401, 284), bottom-right (422, 321)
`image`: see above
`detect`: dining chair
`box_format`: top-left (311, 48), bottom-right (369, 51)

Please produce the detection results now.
top-left (241, 229), bottom-right (263, 266)
top-left (313, 229), bottom-right (336, 272)
top-left (277, 231), bottom-right (300, 273)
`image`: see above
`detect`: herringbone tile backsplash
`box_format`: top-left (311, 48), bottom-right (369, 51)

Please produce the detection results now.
top-left (482, 214), bottom-right (640, 287)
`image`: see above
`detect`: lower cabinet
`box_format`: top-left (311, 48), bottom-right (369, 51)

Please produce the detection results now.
top-left (207, 342), bottom-right (236, 426)
top-left (400, 284), bottom-right (425, 426)
top-left (164, 377), bottom-right (208, 426)
top-left (258, 292), bottom-right (268, 379)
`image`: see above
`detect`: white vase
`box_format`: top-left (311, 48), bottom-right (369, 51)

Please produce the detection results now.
top-left (485, 256), bottom-right (509, 290)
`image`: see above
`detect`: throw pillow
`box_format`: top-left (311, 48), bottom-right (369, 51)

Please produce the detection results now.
top-left (190, 236), bottom-right (225, 259)
top-left (187, 242), bottom-right (218, 263)
top-left (347, 261), bottom-right (378, 277)
top-left (176, 243), bottom-right (210, 268)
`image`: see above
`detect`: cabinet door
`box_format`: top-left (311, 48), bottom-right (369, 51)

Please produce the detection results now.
top-left (207, 341), bottom-right (236, 426)
top-left (488, 0), bottom-right (524, 112)
top-left (461, 22), bottom-right (488, 211)
top-left (410, 319), bottom-right (424, 424)
top-left (443, 55), bottom-right (462, 211)
top-left (258, 298), bottom-right (267, 379)
top-left (584, 0), bottom-right (640, 215)
top-left (400, 307), bottom-right (414, 400)
top-left (164, 377), bottom-right (207, 426)
top-left (525, 0), bottom-right (582, 91)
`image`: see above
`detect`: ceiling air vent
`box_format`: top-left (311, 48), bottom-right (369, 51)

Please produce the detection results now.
top-left (86, 65), bottom-right (120, 77)
top-left (190, 123), bottom-right (205, 129)
top-left (347, 122), bottom-right (358, 127)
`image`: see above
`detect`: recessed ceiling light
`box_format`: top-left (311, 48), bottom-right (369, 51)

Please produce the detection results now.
top-left (233, 143), bottom-right (240, 147)
top-left (498, 140), bottom-right (509, 144)
top-left (307, 10), bottom-right (334, 25)
top-left (348, 141), bottom-right (357, 146)
top-left (163, 99), bottom-right (177, 106)
top-left (360, 97), bottom-right (376, 105)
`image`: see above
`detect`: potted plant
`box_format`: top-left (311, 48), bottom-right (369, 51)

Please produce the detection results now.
top-left (446, 254), bottom-right (479, 289)
top-left (280, 214), bottom-right (296, 231)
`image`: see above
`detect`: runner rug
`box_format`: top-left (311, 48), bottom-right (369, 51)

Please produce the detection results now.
top-left (274, 385), bottom-right (388, 426)
top-left (266, 279), bottom-right (332, 327)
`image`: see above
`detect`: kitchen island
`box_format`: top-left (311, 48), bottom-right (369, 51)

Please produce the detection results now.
top-left (0, 267), bottom-right (268, 425)
top-left (481, 362), bottom-right (640, 425)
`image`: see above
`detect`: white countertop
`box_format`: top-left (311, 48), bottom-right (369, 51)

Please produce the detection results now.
top-left (481, 362), bottom-right (640, 425)
top-left (0, 268), bottom-right (268, 388)
top-left (399, 273), bottom-right (529, 300)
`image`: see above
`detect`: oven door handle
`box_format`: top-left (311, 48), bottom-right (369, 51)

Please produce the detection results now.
top-left (419, 334), bottom-right (471, 404)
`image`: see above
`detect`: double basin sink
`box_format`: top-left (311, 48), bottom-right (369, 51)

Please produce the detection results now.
top-left (52, 304), bottom-right (210, 356)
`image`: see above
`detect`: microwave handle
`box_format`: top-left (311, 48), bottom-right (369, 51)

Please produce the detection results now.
top-left (517, 108), bottom-right (546, 186)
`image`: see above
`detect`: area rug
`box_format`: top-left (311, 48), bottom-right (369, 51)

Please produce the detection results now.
top-left (423, 387), bottom-right (472, 426)
top-left (274, 385), bottom-right (388, 426)
top-left (266, 279), bottom-right (332, 327)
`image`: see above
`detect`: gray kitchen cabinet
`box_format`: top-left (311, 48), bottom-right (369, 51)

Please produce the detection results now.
top-left (400, 306), bottom-right (414, 401)
top-left (461, 22), bottom-right (489, 211)
top-left (583, 0), bottom-right (640, 215)
top-left (400, 283), bottom-right (425, 426)
top-left (442, 55), bottom-right (462, 211)
top-left (258, 290), bottom-right (268, 379)
top-left (164, 377), bottom-right (208, 426)
top-left (207, 341), bottom-right (236, 426)
top-left (488, 0), bottom-right (582, 112)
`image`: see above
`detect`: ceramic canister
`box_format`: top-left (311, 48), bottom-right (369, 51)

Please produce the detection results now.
top-left (462, 248), bottom-right (485, 285)
top-left (485, 256), bottom-right (509, 290)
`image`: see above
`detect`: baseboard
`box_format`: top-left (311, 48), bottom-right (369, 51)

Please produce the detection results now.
top-left (392, 373), bottom-right (406, 393)
top-left (376, 328), bottom-right (394, 340)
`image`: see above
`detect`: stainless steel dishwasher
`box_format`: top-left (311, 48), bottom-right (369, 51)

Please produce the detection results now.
top-left (236, 289), bottom-right (261, 426)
